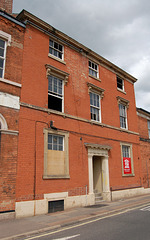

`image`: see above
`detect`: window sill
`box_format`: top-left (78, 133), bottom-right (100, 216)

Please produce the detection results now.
top-left (122, 173), bottom-right (135, 177)
top-left (117, 88), bottom-right (126, 94)
top-left (91, 119), bottom-right (101, 124)
top-left (120, 127), bottom-right (128, 131)
top-left (89, 74), bottom-right (101, 82)
top-left (48, 53), bottom-right (66, 65)
top-left (43, 175), bottom-right (70, 179)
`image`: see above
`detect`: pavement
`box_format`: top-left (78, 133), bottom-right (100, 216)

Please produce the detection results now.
top-left (0, 194), bottom-right (150, 240)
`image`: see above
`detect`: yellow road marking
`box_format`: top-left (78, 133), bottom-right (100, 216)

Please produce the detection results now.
top-left (25, 202), bottom-right (150, 240)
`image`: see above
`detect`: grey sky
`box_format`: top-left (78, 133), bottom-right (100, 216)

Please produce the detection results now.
top-left (13, 0), bottom-right (150, 111)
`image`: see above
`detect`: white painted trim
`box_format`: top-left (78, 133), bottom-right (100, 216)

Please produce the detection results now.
top-left (0, 129), bottom-right (19, 135)
top-left (0, 113), bottom-right (8, 130)
top-left (20, 102), bottom-right (139, 136)
top-left (0, 78), bottom-right (22, 88)
top-left (137, 111), bottom-right (150, 120)
top-left (44, 192), bottom-right (68, 200)
top-left (112, 187), bottom-right (150, 201)
top-left (0, 30), bottom-right (11, 46)
top-left (0, 92), bottom-right (20, 109)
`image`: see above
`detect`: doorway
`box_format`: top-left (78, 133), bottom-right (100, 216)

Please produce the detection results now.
top-left (93, 156), bottom-right (102, 194)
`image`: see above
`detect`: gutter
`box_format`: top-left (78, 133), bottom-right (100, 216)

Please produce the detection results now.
top-left (0, 10), bottom-right (26, 28)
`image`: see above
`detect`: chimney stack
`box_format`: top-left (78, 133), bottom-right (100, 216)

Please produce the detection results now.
top-left (0, 0), bottom-right (13, 14)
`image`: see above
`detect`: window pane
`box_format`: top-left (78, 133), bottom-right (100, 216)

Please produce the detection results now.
top-left (117, 77), bottom-right (123, 89)
top-left (0, 68), bottom-right (3, 78)
top-left (54, 49), bottom-right (57, 57)
top-left (49, 40), bottom-right (53, 46)
top-left (0, 59), bottom-right (4, 68)
top-left (122, 145), bottom-right (130, 158)
top-left (0, 39), bottom-right (5, 48)
top-left (48, 134), bottom-right (52, 143)
top-left (47, 135), bottom-right (64, 151)
top-left (58, 52), bottom-right (62, 59)
top-left (0, 48), bottom-right (4, 57)
top-left (49, 47), bottom-right (53, 55)
top-left (59, 44), bottom-right (62, 51)
top-left (54, 42), bottom-right (58, 49)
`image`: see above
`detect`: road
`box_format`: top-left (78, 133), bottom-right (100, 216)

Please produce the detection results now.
top-left (24, 205), bottom-right (150, 240)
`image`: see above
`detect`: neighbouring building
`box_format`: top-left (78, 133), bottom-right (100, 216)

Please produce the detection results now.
top-left (0, 7), bottom-right (25, 216)
top-left (137, 108), bottom-right (150, 188)
top-left (1, 1), bottom-right (150, 219)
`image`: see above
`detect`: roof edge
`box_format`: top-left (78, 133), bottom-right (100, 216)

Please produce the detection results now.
top-left (17, 9), bottom-right (137, 83)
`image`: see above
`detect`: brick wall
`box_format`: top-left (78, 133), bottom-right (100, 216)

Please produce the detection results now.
top-left (137, 112), bottom-right (150, 188)
top-left (15, 23), bottom-right (141, 201)
top-left (0, 0), bottom-right (13, 14)
top-left (0, 12), bottom-right (24, 212)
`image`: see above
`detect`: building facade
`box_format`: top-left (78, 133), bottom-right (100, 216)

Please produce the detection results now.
top-left (0, 9), bottom-right (25, 215)
top-left (14, 10), bottom-right (148, 218)
top-left (1, 1), bottom-right (150, 219)
top-left (137, 108), bottom-right (150, 188)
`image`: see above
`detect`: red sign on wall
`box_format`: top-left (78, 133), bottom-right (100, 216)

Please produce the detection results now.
top-left (123, 157), bottom-right (132, 174)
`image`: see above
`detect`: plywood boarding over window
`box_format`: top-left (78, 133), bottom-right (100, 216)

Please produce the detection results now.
top-left (47, 150), bottom-right (65, 175)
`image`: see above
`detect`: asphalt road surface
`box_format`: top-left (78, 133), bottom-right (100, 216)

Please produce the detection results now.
top-left (24, 205), bottom-right (150, 240)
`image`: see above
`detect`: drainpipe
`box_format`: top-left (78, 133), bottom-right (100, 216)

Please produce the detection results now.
top-left (34, 121), bottom-right (49, 201)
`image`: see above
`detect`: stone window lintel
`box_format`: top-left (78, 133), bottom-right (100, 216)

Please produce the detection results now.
top-left (45, 64), bottom-right (69, 85)
top-left (87, 82), bottom-right (105, 99)
top-left (117, 96), bottom-right (129, 108)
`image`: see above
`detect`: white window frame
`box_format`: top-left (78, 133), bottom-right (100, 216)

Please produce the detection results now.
top-left (117, 96), bottom-right (129, 130)
top-left (49, 39), bottom-right (64, 61)
top-left (87, 82), bottom-right (104, 123)
top-left (148, 120), bottom-right (150, 138)
top-left (120, 142), bottom-right (134, 176)
top-left (117, 76), bottom-right (124, 91)
top-left (119, 103), bottom-right (127, 129)
top-left (90, 92), bottom-right (101, 122)
top-left (89, 60), bottom-right (99, 79)
top-left (46, 64), bottom-right (69, 113)
top-left (48, 75), bottom-right (64, 112)
top-left (0, 31), bottom-right (11, 79)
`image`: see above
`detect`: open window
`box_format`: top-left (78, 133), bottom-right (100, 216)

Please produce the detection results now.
top-left (46, 64), bottom-right (69, 113)
top-left (117, 76), bottom-right (124, 91)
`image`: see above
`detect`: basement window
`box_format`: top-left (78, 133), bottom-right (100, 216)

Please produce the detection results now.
top-left (48, 200), bottom-right (64, 213)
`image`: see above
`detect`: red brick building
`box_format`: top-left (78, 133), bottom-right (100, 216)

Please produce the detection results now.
top-left (1, 1), bottom-right (150, 219)
top-left (0, 7), bottom-right (25, 216)
top-left (14, 10), bottom-right (149, 218)
top-left (137, 108), bottom-right (150, 188)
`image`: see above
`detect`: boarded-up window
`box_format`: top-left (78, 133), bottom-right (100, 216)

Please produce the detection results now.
top-left (43, 129), bottom-right (69, 179)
